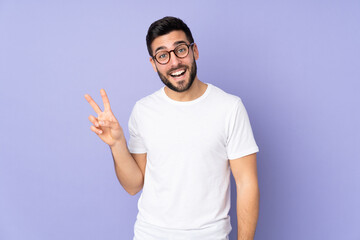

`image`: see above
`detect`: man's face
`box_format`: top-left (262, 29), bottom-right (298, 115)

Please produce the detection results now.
top-left (150, 30), bottom-right (199, 93)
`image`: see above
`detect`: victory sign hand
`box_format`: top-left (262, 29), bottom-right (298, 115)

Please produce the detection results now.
top-left (84, 89), bottom-right (124, 147)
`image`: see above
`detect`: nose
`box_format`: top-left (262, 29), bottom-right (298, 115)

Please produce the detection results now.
top-left (168, 51), bottom-right (182, 66)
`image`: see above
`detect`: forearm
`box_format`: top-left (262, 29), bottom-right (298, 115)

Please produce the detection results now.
top-left (236, 183), bottom-right (260, 240)
top-left (109, 139), bottom-right (143, 195)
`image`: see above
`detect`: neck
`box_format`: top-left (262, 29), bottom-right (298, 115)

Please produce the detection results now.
top-left (164, 78), bottom-right (208, 102)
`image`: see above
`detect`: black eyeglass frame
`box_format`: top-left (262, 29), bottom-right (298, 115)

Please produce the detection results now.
top-left (152, 42), bottom-right (195, 65)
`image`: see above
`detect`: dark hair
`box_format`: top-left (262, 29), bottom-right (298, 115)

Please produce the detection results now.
top-left (146, 16), bottom-right (194, 57)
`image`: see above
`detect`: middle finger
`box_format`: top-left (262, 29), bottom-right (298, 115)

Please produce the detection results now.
top-left (84, 94), bottom-right (102, 115)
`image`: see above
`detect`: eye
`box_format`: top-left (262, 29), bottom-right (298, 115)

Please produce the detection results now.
top-left (158, 52), bottom-right (168, 59)
top-left (177, 47), bottom-right (186, 53)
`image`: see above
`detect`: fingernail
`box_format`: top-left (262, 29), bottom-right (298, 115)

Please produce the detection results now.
top-left (95, 122), bottom-right (99, 127)
top-left (99, 121), bottom-right (104, 125)
top-left (99, 130), bottom-right (102, 134)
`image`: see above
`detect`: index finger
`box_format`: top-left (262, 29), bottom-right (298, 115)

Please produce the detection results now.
top-left (84, 93), bottom-right (102, 114)
top-left (100, 88), bottom-right (112, 112)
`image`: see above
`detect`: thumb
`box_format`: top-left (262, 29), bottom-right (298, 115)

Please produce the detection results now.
top-left (99, 119), bottom-right (119, 128)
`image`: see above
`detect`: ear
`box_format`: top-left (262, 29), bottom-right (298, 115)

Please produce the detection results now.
top-left (150, 57), bottom-right (157, 72)
top-left (193, 43), bottom-right (199, 60)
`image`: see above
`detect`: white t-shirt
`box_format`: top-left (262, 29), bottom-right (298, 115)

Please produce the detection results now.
top-left (128, 83), bottom-right (259, 240)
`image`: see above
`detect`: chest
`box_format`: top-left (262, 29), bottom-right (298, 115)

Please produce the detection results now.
top-left (139, 105), bottom-right (227, 154)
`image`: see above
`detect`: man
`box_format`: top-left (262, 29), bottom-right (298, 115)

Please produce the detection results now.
top-left (84, 16), bottom-right (260, 240)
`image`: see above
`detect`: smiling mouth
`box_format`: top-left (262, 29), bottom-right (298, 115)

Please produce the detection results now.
top-left (169, 69), bottom-right (186, 78)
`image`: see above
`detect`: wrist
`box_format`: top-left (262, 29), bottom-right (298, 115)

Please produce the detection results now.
top-left (109, 138), bottom-right (126, 149)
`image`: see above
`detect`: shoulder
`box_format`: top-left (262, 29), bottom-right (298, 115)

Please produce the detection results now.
top-left (208, 83), bottom-right (242, 108)
top-left (133, 87), bottom-right (164, 110)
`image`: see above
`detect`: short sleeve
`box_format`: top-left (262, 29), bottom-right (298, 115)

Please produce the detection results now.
top-left (127, 103), bottom-right (147, 154)
top-left (226, 99), bottom-right (259, 160)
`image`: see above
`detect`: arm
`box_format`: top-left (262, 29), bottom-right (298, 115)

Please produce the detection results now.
top-left (84, 89), bottom-right (145, 196)
top-left (229, 153), bottom-right (259, 240)
top-left (110, 140), bottom-right (146, 196)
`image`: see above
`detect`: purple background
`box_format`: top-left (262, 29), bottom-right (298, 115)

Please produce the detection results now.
top-left (1, 1), bottom-right (359, 239)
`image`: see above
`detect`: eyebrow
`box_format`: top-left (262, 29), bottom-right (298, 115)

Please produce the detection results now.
top-left (154, 40), bottom-right (188, 54)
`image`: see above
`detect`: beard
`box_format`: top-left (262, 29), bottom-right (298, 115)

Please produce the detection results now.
top-left (156, 58), bottom-right (197, 93)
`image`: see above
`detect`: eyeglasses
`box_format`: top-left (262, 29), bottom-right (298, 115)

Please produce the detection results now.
top-left (153, 43), bottom-right (194, 65)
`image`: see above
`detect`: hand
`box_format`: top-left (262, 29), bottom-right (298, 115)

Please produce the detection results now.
top-left (84, 89), bottom-right (124, 147)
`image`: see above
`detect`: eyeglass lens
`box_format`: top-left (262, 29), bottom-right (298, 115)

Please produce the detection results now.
top-left (155, 44), bottom-right (190, 64)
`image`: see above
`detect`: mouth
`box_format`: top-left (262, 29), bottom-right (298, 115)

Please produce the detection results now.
top-left (169, 68), bottom-right (187, 80)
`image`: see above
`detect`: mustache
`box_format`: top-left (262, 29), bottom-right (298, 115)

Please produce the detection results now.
top-left (167, 65), bottom-right (188, 75)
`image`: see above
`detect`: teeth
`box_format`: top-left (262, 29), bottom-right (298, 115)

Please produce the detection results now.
top-left (171, 70), bottom-right (185, 76)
